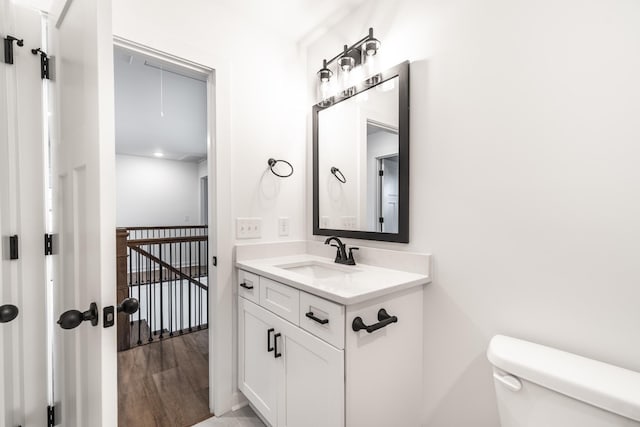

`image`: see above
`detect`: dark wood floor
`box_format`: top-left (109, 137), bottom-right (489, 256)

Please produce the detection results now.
top-left (118, 329), bottom-right (212, 427)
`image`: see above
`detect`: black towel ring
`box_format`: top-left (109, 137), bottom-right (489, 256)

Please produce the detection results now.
top-left (268, 158), bottom-right (294, 178)
top-left (330, 167), bottom-right (347, 183)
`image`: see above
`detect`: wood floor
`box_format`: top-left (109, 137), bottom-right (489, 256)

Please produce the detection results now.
top-left (118, 329), bottom-right (212, 427)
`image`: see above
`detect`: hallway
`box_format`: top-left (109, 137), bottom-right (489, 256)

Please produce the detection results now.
top-left (118, 329), bottom-right (211, 427)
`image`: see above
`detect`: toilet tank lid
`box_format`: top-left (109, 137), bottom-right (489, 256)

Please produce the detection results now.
top-left (487, 335), bottom-right (640, 422)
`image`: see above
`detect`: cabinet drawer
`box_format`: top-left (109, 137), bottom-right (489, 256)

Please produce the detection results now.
top-left (238, 270), bottom-right (260, 304)
top-left (300, 292), bottom-right (345, 349)
top-left (260, 277), bottom-right (300, 324)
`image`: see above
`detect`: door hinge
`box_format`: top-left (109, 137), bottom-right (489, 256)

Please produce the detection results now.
top-left (378, 170), bottom-right (384, 176)
top-left (47, 405), bottom-right (56, 427)
top-left (44, 234), bottom-right (53, 255)
top-left (31, 48), bottom-right (52, 80)
top-left (3, 35), bottom-right (23, 65)
top-left (379, 217), bottom-right (384, 224)
top-left (212, 256), bottom-right (217, 266)
top-left (9, 235), bottom-right (19, 260)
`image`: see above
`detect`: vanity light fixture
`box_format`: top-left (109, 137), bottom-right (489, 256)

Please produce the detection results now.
top-left (316, 27), bottom-right (382, 102)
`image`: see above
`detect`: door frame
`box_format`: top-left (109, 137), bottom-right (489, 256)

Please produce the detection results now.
top-left (112, 36), bottom-right (235, 416)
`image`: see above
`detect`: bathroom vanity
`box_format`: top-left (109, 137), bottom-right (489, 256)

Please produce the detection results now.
top-left (236, 253), bottom-right (430, 427)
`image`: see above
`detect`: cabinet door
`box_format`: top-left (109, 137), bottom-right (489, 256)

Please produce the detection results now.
top-left (278, 321), bottom-right (344, 427)
top-left (238, 297), bottom-right (279, 426)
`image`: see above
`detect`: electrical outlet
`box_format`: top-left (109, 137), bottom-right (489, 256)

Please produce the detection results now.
top-left (236, 217), bottom-right (262, 239)
top-left (278, 217), bottom-right (290, 236)
top-left (320, 216), bottom-right (330, 228)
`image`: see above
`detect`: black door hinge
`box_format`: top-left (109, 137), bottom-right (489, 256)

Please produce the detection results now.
top-left (379, 217), bottom-right (384, 224)
top-left (9, 235), bottom-right (19, 260)
top-left (3, 35), bottom-right (23, 65)
top-left (44, 234), bottom-right (53, 255)
top-left (47, 405), bottom-right (55, 427)
top-left (378, 170), bottom-right (384, 176)
top-left (212, 256), bottom-right (217, 266)
top-left (31, 48), bottom-right (50, 79)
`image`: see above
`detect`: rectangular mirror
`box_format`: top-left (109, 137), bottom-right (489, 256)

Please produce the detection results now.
top-left (313, 61), bottom-right (409, 242)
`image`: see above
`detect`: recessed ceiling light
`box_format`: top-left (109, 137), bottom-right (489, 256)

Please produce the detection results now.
top-left (153, 152), bottom-right (164, 157)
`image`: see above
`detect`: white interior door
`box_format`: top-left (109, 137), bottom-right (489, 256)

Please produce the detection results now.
top-left (48, 0), bottom-right (117, 425)
top-left (0, 1), bottom-right (49, 425)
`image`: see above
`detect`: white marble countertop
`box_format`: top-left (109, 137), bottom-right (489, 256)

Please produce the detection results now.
top-left (236, 254), bottom-right (431, 305)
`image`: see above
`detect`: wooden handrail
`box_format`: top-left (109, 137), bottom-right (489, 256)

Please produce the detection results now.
top-left (124, 225), bottom-right (208, 231)
top-left (127, 236), bottom-right (207, 246)
top-left (129, 245), bottom-right (208, 291)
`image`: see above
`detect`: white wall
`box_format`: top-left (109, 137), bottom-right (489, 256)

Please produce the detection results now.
top-left (318, 100), bottom-right (360, 229)
top-left (115, 154), bottom-right (200, 226)
top-left (307, 1), bottom-right (640, 425)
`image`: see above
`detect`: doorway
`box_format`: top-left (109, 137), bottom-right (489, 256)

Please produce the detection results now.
top-left (113, 42), bottom-right (214, 426)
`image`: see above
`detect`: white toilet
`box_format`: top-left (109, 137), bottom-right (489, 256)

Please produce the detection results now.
top-left (487, 335), bottom-right (640, 426)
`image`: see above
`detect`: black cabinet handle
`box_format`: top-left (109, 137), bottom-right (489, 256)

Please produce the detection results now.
top-left (352, 308), bottom-right (398, 333)
top-left (0, 304), bottom-right (19, 323)
top-left (240, 282), bottom-right (254, 290)
top-left (305, 311), bottom-right (329, 325)
top-left (267, 328), bottom-right (274, 352)
top-left (274, 333), bottom-right (282, 358)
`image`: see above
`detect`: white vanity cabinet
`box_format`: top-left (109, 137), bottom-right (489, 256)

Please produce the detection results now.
top-left (237, 267), bottom-right (425, 427)
top-left (238, 296), bottom-right (344, 427)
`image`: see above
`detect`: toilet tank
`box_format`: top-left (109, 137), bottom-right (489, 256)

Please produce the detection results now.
top-left (487, 335), bottom-right (640, 427)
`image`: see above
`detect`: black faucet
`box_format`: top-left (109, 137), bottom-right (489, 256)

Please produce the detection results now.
top-left (324, 236), bottom-right (359, 265)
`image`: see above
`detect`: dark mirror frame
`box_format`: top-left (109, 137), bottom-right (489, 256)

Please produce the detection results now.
top-left (313, 60), bottom-right (410, 243)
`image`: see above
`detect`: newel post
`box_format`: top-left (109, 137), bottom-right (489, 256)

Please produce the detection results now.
top-left (116, 227), bottom-right (130, 351)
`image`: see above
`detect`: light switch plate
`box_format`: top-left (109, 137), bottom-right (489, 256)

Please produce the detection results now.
top-left (278, 217), bottom-right (290, 236)
top-left (237, 217), bottom-right (262, 239)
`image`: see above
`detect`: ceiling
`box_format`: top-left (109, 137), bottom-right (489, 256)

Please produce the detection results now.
top-left (215, 0), bottom-right (371, 42)
top-left (114, 47), bottom-right (208, 162)
top-left (113, 1), bottom-right (372, 162)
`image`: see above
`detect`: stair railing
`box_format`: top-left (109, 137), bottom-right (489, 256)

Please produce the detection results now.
top-left (116, 226), bottom-right (208, 351)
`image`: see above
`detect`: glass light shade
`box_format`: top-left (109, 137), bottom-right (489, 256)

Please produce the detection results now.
top-left (363, 38), bottom-right (380, 56)
top-left (338, 55), bottom-right (355, 71)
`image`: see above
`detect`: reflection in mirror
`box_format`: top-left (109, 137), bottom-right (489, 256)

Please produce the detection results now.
top-left (314, 61), bottom-right (408, 242)
top-left (318, 78), bottom-right (399, 232)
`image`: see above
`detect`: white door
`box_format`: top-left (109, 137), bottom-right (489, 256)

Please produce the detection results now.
top-left (278, 319), bottom-right (344, 427)
top-left (47, 0), bottom-right (117, 425)
top-left (238, 297), bottom-right (279, 426)
top-left (0, 1), bottom-right (49, 425)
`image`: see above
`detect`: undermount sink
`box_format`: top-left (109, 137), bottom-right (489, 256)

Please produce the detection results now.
top-left (276, 261), bottom-right (359, 279)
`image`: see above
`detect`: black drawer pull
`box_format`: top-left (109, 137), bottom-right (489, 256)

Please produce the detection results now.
top-left (240, 282), bottom-right (254, 290)
top-left (267, 328), bottom-right (274, 352)
top-left (274, 333), bottom-right (282, 358)
top-left (305, 311), bottom-right (329, 325)
top-left (352, 308), bottom-right (398, 333)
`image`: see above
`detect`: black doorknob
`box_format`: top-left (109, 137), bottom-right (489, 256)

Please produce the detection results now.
top-left (117, 298), bottom-right (139, 315)
top-left (0, 304), bottom-right (19, 323)
top-left (57, 302), bottom-right (99, 329)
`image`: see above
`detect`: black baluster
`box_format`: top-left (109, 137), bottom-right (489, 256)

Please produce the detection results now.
top-left (198, 239), bottom-right (202, 330)
top-left (148, 248), bottom-right (153, 342)
top-left (169, 240), bottom-right (173, 337)
top-left (137, 248), bottom-right (142, 345)
top-left (188, 233), bottom-right (192, 332)
top-left (180, 234), bottom-right (184, 334)
top-left (159, 244), bottom-right (163, 339)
